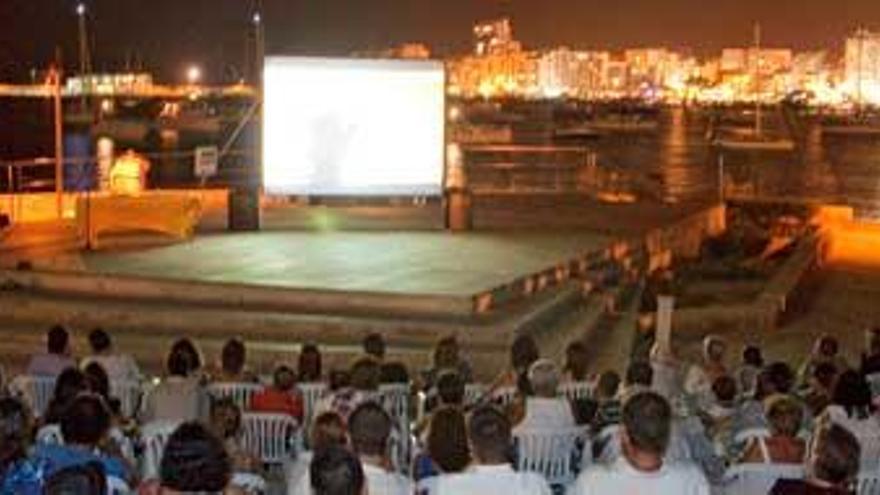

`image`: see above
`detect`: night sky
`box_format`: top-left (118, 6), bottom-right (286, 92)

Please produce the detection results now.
top-left (2, 0), bottom-right (879, 83)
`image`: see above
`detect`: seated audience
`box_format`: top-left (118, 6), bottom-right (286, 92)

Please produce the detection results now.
top-left (592, 370), bottom-right (622, 432)
top-left (797, 335), bottom-right (849, 389)
top-left (43, 368), bottom-right (90, 425)
top-left (153, 422), bottom-right (238, 495)
top-left (316, 358), bottom-right (381, 420)
top-left (363, 333), bottom-right (387, 362)
top-left (771, 424), bottom-right (860, 495)
top-left (803, 362), bottom-right (837, 418)
top-left (422, 336), bottom-right (473, 390)
top-left (140, 341), bottom-right (210, 423)
top-left (287, 411), bottom-right (348, 495)
top-left (299, 344), bottom-right (323, 383)
top-left (818, 369), bottom-right (878, 463)
top-left (684, 335), bottom-right (728, 407)
top-left (735, 345), bottom-right (764, 399)
top-left (348, 402), bottom-right (412, 495)
top-left (33, 394), bottom-right (133, 485)
top-left (739, 394), bottom-right (806, 464)
top-left (80, 328), bottom-right (141, 383)
top-left (310, 446), bottom-right (366, 495)
top-left (569, 391), bottom-right (709, 495)
top-left (418, 405), bottom-right (552, 495)
top-left (732, 362), bottom-right (797, 435)
top-left (250, 364), bottom-right (304, 422)
top-left (210, 398), bottom-right (261, 474)
top-left (26, 325), bottom-right (76, 377)
top-left (0, 397), bottom-right (43, 494)
top-left (415, 405), bottom-right (471, 481)
top-left (861, 327), bottom-right (880, 377)
top-left (490, 335), bottom-right (540, 396)
top-left (215, 338), bottom-right (258, 383)
top-left (562, 341), bottom-right (591, 383)
top-left (514, 359), bottom-right (575, 431)
top-left (621, 361), bottom-right (654, 399)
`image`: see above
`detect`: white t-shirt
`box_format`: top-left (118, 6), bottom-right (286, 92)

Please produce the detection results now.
top-left (568, 457), bottom-right (709, 495)
top-left (285, 451), bottom-right (313, 495)
top-left (418, 464), bottom-right (552, 495)
top-left (363, 461), bottom-right (413, 495)
top-left (82, 353), bottom-right (142, 382)
top-left (516, 397), bottom-right (576, 431)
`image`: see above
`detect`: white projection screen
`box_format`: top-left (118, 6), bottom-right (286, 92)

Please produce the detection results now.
top-left (263, 57), bottom-right (446, 196)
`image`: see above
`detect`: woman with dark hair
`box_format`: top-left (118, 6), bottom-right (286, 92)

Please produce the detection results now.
top-left (298, 344), bottom-right (323, 383)
top-left (209, 398), bottom-right (261, 474)
top-left (43, 368), bottom-right (89, 425)
top-left (215, 338), bottom-right (258, 383)
top-left (427, 406), bottom-right (471, 472)
top-left (819, 370), bottom-right (878, 456)
top-left (0, 398), bottom-right (42, 494)
top-left (140, 340), bottom-right (210, 423)
top-left (489, 335), bottom-right (539, 399)
top-left (562, 341), bottom-right (590, 383)
top-left (169, 338), bottom-right (204, 378)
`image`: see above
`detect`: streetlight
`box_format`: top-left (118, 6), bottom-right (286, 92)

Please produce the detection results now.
top-left (186, 65), bottom-right (202, 85)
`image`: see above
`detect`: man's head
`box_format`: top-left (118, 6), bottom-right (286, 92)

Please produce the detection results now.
top-left (310, 412), bottom-right (348, 451)
top-left (273, 364), bottom-right (297, 392)
top-left (209, 397), bottom-right (242, 441)
top-left (596, 370), bottom-right (621, 400)
top-left (624, 361), bottom-right (654, 388)
top-left (468, 405), bottom-right (512, 465)
top-left (621, 392), bottom-right (672, 465)
top-left (348, 402), bottom-right (392, 459)
top-left (528, 359), bottom-right (561, 398)
top-left (310, 445), bottom-right (365, 495)
top-left (60, 394), bottom-right (111, 447)
top-left (816, 335), bottom-right (840, 360)
top-left (433, 337), bottom-right (460, 369)
top-left (810, 424), bottom-right (861, 488)
top-left (362, 333), bottom-right (386, 361)
top-left (765, 361), bottom-right (795, 395)
top-left (160, 422), bottom-right (231, 493)
top-left (436, 370), bottom-right (465, 406)
top-left (167, 339), bottom-right (202, 377)
top-left (349, 358), bottom-right (381, 392)
top-left (811, 362), bottom-right (838, 391)
top-left (703, 335), bottom-right (726, 363)
top-left (764, 394), bottom-right (803, 438)
top-left (47, 325), bottom-right (70, 356)
top-left (220, 338), bottom-right (246, 376)
top-left (510, 335), bottom-right (539, 373)
top-left (742, 345), bottom-right (763, 367)
top-left (87, 328), bottom-right (112, 354)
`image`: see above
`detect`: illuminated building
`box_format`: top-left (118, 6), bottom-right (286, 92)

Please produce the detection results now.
top-left (448, 19), bottom-right (537, 98)
top-left (625, 48), bottom-right (679, 89)
top-left (474, 18), bottom-right (520, 56)
top-left (844, 29), bottom-right (880, 104)
top-left (66, 73), bottom-right (154, 96)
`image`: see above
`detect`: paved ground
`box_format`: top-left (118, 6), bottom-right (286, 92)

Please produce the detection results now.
top-left (78, 231), bottom-right (609, 296)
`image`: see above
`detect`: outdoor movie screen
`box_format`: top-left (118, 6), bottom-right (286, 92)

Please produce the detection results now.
top-left (263, 57), bottom-right (446, 196)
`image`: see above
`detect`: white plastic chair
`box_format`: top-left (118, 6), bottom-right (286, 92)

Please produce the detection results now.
top-left (110, 379), bottom-right (143, 419)
top-left (107, 476), bottom-right (133, 495)
top-left (492, 386), bottom-right (518, 407)
top-left (240, 412), bottom-right (300, 465)
top-left (140, 420), bottom-right (181, 480)
top-left (298, 382), bottom-right (328, 430)
top-left (207, 382), bottom-right (264, 411)
top-left (36, 424), bottom-right (64, 445)
top-left (380, 383), bottom-right (413, 472)
top-left (9, 375), bottom-right (56, 417)
top-left (513, 427), bottom-right (583, 487)
top-left (858, 433), bottom-right (880, 472)
top-left (231, 472), bottom-right (268, 495)
top-left (463, 383), bottom-right (487, 406)
top-left (858, 471), bottom-right (880, 495)
top-left (721, 463), bottom-right (805, 495)
top-left (559, 381), bottom-right (593, 401)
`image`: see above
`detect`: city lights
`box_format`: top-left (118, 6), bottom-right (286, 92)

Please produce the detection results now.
top-left (186, 65), bottom-right (202, 85)
top-left (76, 2), bottom-right (86, 16)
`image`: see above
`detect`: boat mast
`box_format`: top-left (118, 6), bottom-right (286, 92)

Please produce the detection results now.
top-left (753, 22), bottom-right (762, 137)
top-left (857, 28), bottom-right (864, 115)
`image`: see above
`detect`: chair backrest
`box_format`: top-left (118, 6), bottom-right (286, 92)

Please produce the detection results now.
top-left (379, 384), bottom-right (410, 423)
top-left (36, 424), bottom-right (65, 446)
top-left (230, 472), bottom-right (268, 495)
top-left (464, 384), bottom-right (487, 406)
top-left (241, 412), bottom-right (300, 465)
top-left (732, 427), bottom-right (772, 446)
top-left (493, 386), bottom-right (518, 407)
top-left (559, 381), bottom-right (593, 401)
top-left (513, 427), bottom-right (583, 487)
top-left (859, 433), bottom-right (880, 471)
top-left (207, 382), bottom-right (264, 411)
top-left (140, 420), bottom-right (182, 480)
top-left (10, 375), bottom-right (56, 418)
top-left (380, 383), bottom-right (413, 472)
top-left (722, 463), bottom-right (805, 495)
top-left (859, 471), bottom-right (880, 495)
top-left (107, 475), bottom-right (133, 495)
top-left (110, 379), bottom-right (143, 419)
top-left (298, 382), bottom-right (328, 430)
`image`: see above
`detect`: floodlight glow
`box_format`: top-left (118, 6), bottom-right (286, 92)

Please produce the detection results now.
top-left (263, 57), bottom-right (446, 196)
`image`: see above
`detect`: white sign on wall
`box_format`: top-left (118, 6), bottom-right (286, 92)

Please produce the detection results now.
top-left (194, 146), bottom-right (219, 178)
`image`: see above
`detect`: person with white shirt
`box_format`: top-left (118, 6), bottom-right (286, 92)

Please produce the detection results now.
top-left (418, 405), bottom-right (552, 495)
top-left (140, 342), bottom-right (209, 423)
top-left (26, 325), bottom-right (76, 377)
top-left (568, 391), bottom-right (710, 495)
top-left (348, 402), bottom-right (412, 495)
top-left (515, 359), bottom-right (575, 431)
top-left (81, 328), bottom-right (141, 383)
